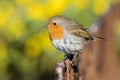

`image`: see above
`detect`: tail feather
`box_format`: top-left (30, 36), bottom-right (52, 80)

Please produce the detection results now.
top-left (93, 36), bottom-right (106, 41)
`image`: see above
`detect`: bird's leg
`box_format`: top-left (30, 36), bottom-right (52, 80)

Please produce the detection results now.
top-left (64, 55), bottom-right (68, 65)
top-left (64, 55), bottom-right (67, 60)
top-left (71, 52), bottom-right (79, 66)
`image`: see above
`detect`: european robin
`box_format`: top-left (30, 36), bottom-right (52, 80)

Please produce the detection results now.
top-left (47, 15), bottom-right (103, 60)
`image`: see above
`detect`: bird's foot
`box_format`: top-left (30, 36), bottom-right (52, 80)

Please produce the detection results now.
top-left (71, 52), bottom-right (79, 66)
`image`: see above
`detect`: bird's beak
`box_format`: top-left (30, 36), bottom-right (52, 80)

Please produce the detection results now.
top-left (43, 24), bottom-right (48, 28)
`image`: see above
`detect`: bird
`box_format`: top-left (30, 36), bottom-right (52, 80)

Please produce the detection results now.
top-left (47, 15), bottom-right (103, 60)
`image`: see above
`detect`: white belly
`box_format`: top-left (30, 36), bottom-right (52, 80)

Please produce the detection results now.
top-left (52, 35), bottom-right (86, 54)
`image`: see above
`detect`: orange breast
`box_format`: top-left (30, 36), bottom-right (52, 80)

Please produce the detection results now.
top-left (48, 23), bottom-right (63, 40)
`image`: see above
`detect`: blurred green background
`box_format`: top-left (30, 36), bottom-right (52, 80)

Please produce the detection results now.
top-left (0, 0), bottom-right (119, 80)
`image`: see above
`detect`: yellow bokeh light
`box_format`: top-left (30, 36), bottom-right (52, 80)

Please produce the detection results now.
top-left (26, 3), bottom-right (45, 20)
top-left (72, 0), bottom-right (89, 10)
top-left (93, 0), bottom-right (111, 15)
top-left (25, 0), bottom-right (69, 20)
top-left (45, 0), bottom-right (69, 17)
top-left (24, 32), bottom-right (45, 58)
top-left (24, 30), bottom-right (54, 58)
top-left (0, 3), bottom-right (14, 29)
top-left (24, 36), bottom-right (42, 58)
top-left (4, 18), bottom-right (26, 42)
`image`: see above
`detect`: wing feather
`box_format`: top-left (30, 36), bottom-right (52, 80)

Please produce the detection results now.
top-left (66, 25), bottom-right (93, 40)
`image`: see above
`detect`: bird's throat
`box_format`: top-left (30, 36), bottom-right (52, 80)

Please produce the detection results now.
top-left (48, 24), bottom-right (63, 40)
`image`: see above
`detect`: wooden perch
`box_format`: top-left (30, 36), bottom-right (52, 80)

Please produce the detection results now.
top-left (55, 53), bottom-right (85, 80)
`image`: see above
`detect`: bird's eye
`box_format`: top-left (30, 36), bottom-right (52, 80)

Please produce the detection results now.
top-left (53, 22), bottom-right (56, 25)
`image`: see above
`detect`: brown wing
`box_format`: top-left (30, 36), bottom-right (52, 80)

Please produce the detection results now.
top-left (66, 25), bottom-right (93, 40)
